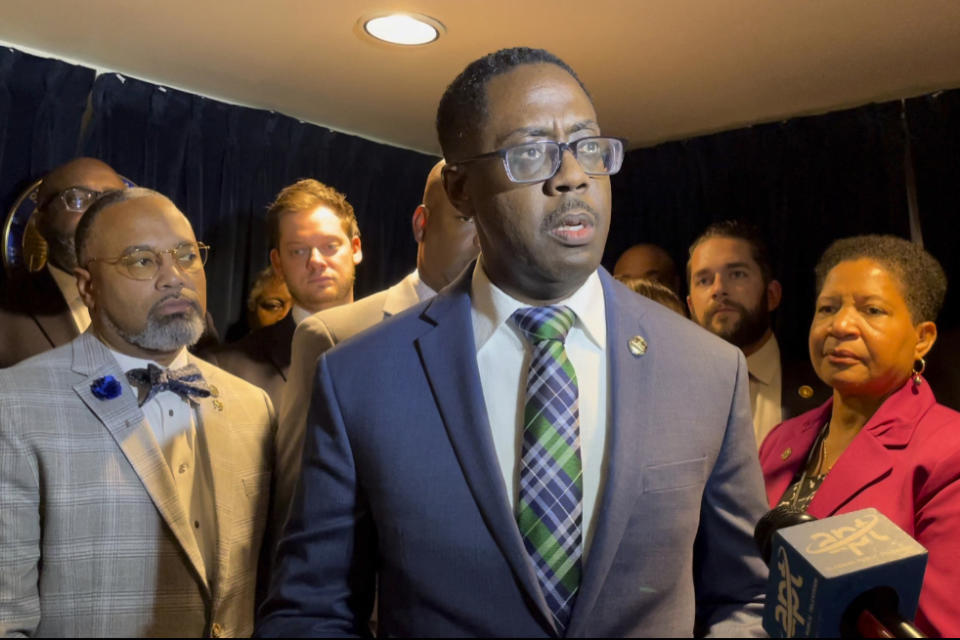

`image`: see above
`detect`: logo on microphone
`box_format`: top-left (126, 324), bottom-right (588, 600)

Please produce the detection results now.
top-left (805, 513), bottom-right (890, 557)
top-left (774, 546), bottom-right (806, 636)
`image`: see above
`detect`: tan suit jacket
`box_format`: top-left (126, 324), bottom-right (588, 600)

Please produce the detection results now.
top-left (273, 272), bottom-right (421, 527)
top-left (0, 332), bottom-right (275, 637)
top-left (203, 313), bottom-right (295, 410)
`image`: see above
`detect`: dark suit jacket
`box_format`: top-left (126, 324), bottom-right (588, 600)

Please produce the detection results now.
top-left (780, 357), bottom-right (832, 421)
top-left (256, 268), bottom-right (768, 637)
top-left (204, 312), bottom-right (295, 410)
top-left (0, 269), bottom-right (78, 369)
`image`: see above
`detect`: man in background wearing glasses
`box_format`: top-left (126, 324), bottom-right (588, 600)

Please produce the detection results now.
top-left (0, 188), bottom-right (274, 636)
top-left (0, 157), bottom-right (124, 367)
top-left (258, 47), bottom-right (767, 637)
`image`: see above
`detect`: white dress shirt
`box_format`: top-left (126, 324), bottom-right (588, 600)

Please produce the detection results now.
top-left (471, 260), bottom-right (608, 557)
top-left (110, 346), bottom-right (217, 583)
top-left (746, 333), bottom-right (783, 449)
top-left (47, 264), bottom-right (90, 332)
top-left (290, 304), bottom-right (313, 326)
top-left (409, 269), bottom-right (437, 302)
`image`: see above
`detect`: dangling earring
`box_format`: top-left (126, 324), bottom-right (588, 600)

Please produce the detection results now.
top-left (913, 357), bottom-right (926, 386)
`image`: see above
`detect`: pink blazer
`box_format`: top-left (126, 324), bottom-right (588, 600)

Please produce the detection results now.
top-left (759, 379), bottom-right (960, 637)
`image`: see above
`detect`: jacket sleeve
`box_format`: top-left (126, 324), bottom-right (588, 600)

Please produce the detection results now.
top-left (693, 350), bottom-right (770, 637)
top-left (0, 397), bottom-right (42, 637)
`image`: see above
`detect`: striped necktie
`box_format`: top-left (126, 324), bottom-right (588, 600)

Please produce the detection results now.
top-left (511, 305), bottom-right (582, 633)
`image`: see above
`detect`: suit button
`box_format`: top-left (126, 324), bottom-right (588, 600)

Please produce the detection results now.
top-left (211, 622), bottom-right (223, 637)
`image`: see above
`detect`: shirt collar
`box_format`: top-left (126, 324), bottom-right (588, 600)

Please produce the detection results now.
top-left (290, 304), bottom-right (313, 326)
top-left (410, 269), bottom-right (437, 302)
top-left (746, 333), bottom-right (780, 385)
top-left (470, 257), bottom-right (606, 352)
top-left (108, 343), bottom-right (189, 376)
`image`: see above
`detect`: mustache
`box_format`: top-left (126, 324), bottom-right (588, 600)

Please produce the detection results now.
top-left (149, 292), bottom-right (202, 316)
top-left (704, 299), bottom-right (748, 322)
top-left (542, 198), bottom-right (599, 229)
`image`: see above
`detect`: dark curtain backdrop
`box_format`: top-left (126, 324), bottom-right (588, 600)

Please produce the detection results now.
top-left (0, 47), bottom-right (95, 285)
top-left (2, 46), bottom-right (959, 352)
top-left (81, 73), bottom-right (437, 335)
top-left (604, 98), bottom-right (960, 363)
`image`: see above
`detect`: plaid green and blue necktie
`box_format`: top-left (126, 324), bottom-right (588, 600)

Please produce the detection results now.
top-left (511, 305), bottom-right (582, 633)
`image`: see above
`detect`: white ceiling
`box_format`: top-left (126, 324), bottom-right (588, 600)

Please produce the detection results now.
top-left (2, 0), bottom-right (960, 155)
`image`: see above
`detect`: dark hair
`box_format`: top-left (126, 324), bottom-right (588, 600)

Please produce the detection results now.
top-left (74, 187), bottom-right (160, 265)
top-left (436, 47), bottom-right (589, 159)
top-left (615, 275), bottom-right (686, 315)
top-left (814, 235), bottom-right (947, 323)
top-left (687, 220), bottom-right (774, 285)
top-left (266, 179), bottom-right (358, 251)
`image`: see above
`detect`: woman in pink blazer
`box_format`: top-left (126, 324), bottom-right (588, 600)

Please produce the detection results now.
top-left (759, 235), bottom-right (959, 637)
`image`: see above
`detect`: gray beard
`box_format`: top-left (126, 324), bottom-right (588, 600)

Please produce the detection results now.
top-left (105, 305), bottom-right (205, 352)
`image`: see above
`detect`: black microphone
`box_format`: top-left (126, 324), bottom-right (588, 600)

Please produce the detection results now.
top-left (754, 506), bottom-right (927, 638)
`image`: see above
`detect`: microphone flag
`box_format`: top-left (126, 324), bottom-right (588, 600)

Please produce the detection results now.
top-left (762, 508), bottom-right (926, 637)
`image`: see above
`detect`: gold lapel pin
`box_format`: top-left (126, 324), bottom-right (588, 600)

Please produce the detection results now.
top-left (798, 385), bottom-right (814, 399)
top-left (628, 335), bottom-right (648, 357)
top-left (212, 399), bottom-right (224, 412)
top-left (209, 385), bottom-right (220, 398)
top-left (781, 447), bottom-right (792, 461)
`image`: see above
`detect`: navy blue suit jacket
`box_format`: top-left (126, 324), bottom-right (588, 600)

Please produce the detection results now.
top-left (257, 268), bottom-right (768, 637)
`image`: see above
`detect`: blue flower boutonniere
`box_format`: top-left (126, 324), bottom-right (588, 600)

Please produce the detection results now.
top-left (91, 375), bottom-right (122, 400)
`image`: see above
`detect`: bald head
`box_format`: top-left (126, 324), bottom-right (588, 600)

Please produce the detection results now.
top-left (74, 188), bottom-right (207, 364)
top-left (613, 243), bottom-right (680, 294)
top-left (36, 157), bottom-right (125, 271)
top-left (414, 160), bottom-right (479, 291)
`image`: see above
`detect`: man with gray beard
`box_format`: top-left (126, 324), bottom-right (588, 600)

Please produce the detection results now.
top-left (0, 188), bottom-right (275, 636)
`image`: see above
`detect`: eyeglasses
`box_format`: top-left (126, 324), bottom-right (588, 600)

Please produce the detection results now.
top-left (453, 136), bottom-right (626, 184)
top-left (42, 186), bottom-right (105, 213)
top-left (85, 242), bottom-right (210, 280)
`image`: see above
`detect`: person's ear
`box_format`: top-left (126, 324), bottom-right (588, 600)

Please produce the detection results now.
top-left (442, 164), bottom-right (474, 219)
top-left (351, 236), bottom-right (363, 265)
top-left (269, 248), bottom-right (284, 279)
top-left (75, 266), bottom-right (95, 310)
top-left (412, 205), bottom-right (428, 244)
top-left (766, 279), bottom-right (783, 312)
top-left (915, 321), bottom-right (938, 360)
top-left (686, 295), bottom-right (696, 319)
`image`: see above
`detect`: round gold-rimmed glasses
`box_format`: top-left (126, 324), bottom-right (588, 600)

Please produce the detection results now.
top-left (84, 242), bottom-right (210, 280)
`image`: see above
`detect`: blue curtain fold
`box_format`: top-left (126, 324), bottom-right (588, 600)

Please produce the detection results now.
top-left (81, 72), bottom-right (437, 334)
top-left (905, 90), bottom-right (960, 329)
top-left (605, 100), bottom-right (913, 361)
top-left (2, 45), bottom-right (958, 348)
top-left (0, 47), bottom-right (95, 281)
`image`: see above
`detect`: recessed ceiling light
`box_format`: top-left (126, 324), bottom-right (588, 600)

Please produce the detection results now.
top-left (362, 13), bottom-right (443, 46)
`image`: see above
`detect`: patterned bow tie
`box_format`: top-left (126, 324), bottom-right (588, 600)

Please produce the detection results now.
top-left (125, 363), bottom-right (212, 407)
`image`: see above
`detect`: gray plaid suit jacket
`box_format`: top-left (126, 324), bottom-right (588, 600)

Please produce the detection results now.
top-left (0, 332), bottom-right (275, 637)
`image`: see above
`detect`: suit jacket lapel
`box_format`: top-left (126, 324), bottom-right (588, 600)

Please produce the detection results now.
top-left (809, 383), bottom-right (931, 516)
top-left (567, 271), bottom-right (650, 635)
top-left (70, 333), bottom-right (210, 592)
top-left (415, 276), bottom-right (557, 635)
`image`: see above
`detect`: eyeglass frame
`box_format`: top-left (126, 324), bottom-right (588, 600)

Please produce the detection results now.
top-left (83, 241), bottom-right (211, 281)
top-left (449, 136), bottom-right (627, 184)
top-left (39, 186), bottom-right (107, 213)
